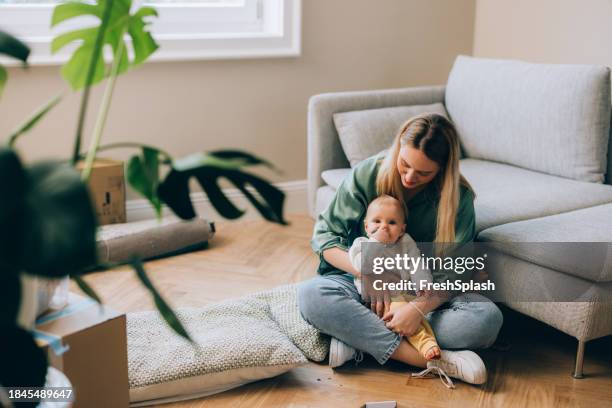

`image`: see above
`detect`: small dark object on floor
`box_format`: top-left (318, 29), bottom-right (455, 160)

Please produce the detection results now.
top-left (362, 401), bottom-right (397, 408)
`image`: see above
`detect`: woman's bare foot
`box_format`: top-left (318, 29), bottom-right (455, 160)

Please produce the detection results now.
top-left (424, 345), bottom-right (441, 360)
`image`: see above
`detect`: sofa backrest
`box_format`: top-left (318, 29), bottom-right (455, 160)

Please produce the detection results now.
top-left (445, 55), bottom-right (611, 184)
top-left (306, 86), bottom-right (446, 216)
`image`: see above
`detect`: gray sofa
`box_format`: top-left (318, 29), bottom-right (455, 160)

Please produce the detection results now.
top-left (307, 56), bottom-right (612, 378)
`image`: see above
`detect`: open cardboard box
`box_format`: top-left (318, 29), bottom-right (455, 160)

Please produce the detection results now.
top-left (34, 293), bottom-right (129, 408)
top-left (77, 158), bottom-right (127, 226)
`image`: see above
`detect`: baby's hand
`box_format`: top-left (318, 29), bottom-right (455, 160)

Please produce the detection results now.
top-left (372, 228), bottom-right (395, 244)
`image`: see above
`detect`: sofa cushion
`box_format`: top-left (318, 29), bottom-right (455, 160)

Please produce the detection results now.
top-left (446, 55), bottom-right (611, 183)
top-left (461, 159), bottom-right (612, 232)
top-left (479, 203), bottom-right (612, 282)
top-left (333, 103), bottom-right (449, 167)
top-left (321, 168), bottom-right (351, 190)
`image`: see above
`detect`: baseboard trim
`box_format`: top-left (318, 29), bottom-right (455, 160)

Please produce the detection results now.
top-left (126, 179), bottom-right (308, 222)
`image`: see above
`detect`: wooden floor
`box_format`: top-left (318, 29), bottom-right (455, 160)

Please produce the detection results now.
top-left (80, 215), bottom-right (612, 408)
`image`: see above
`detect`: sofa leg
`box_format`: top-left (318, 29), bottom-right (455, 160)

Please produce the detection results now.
top-left (572, 340), bottom-right (586, 379)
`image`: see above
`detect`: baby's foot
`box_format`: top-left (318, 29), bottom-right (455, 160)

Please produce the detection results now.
top-left (425, 345), bottom-right (441, 360)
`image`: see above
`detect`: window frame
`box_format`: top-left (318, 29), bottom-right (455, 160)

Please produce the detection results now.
top-left (0, 0), bottom-right (301, 65)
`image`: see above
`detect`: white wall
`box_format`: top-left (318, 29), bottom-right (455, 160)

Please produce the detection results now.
top-left (474, 0), bottom-right (612, 66)
top-left (1, 0), bottom-right (476, 201)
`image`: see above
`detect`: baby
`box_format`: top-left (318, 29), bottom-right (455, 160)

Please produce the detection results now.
top-left (349, 194), bottom-right (441, 360)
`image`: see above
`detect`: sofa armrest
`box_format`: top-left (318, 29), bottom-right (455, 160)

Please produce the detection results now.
top-left (307, 85), bottom-right (446, 216)
top-left (607, 111), bottom-right (612, 186)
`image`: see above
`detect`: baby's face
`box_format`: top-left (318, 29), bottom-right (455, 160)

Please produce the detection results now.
top-left (364, 202), bottom-right (406, 244)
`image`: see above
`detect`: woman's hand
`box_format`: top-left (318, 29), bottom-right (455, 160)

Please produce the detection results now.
top-left (361, 271), bottom-right (404, 318)
top-left (382, 303), bottom-right (423, 337)
top-left (361, 280), bottom-right (391, 318)
top-left (370, 292), bottom-right (390, 318)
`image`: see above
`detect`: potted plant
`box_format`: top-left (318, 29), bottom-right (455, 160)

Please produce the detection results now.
top-left (0, 0), bottom-right (286, 396)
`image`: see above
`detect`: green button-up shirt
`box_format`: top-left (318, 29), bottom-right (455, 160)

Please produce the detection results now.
top-left (311, 152), bottom-right (476, 283)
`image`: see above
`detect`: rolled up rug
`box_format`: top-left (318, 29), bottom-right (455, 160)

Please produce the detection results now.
top-left (97, 216), bottom-right (215, 263)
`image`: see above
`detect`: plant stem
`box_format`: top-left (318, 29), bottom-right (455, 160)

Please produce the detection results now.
top-left (7, 92), bottom-right (62, 147)
top-left (70, 0), bottom-right (114, 166)
top-left (90, 142), bottom-right (173, 163)
top-left (81, 32), bottom-right (126, 181)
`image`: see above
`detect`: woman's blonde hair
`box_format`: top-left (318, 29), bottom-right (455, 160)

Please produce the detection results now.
top-left (376, 113), bottom-right (472, 244)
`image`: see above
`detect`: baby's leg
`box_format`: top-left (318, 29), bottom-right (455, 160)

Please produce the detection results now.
top-left (390, 301), bottom-right (440, 360)
top-left (407, 321), bottom-right (440, 360)
top-left (389, 300), bottom-right (406, 312)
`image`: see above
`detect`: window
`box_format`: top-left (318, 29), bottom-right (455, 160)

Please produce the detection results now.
top-left (0, 0), bottom-right (301, 64)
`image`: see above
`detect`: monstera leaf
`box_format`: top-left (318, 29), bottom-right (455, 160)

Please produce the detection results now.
top-left (127, 147), bottom-right (163, 218)
top-left (132, 258), bottom-right (192, 342)
top-left (172, 150), bottom-right (276, 172)
top-left (51, 0), bottom-right (158, 90)
top-left (123, 148), bottom-right (286, 224)
top-left (158, 150), bottom-right (287, 224)
top-left (0, 29), bottom-right (30, 96)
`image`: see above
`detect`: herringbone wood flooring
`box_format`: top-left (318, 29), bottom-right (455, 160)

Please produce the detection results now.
top-left (78, 215), bottom-right (612, 408)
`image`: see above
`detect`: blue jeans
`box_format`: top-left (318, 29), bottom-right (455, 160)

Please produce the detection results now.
top-left (298, 273), bottom-right (503, 364)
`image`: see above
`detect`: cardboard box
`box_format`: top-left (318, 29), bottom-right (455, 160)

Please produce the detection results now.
top-left (34, 293), bottom-right (129, 408)
top-left (77, 159), bottom-right (126, 225)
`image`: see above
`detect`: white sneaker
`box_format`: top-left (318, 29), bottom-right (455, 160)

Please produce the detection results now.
top-left (328, 338), bottom-right (362, 368)
top-left (412, 350), bottom-right (487, 388)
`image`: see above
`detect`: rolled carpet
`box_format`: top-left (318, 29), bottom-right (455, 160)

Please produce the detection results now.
top-left (97, 216), bottom-right (215, 263)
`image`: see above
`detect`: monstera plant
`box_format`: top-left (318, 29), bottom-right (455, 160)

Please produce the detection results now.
top-left (0, 0), bottom-right (286, 393)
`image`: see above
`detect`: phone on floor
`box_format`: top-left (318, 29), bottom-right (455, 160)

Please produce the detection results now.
top-left (362, 402), bottom-right (397, 408)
